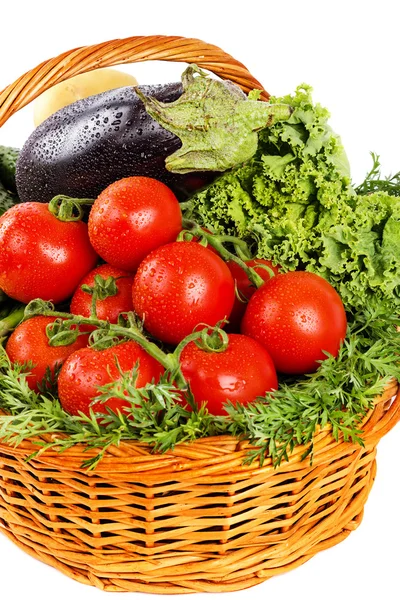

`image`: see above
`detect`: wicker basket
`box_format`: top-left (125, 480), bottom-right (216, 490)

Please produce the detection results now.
top-left (0, 35), bottom-right (400, 594)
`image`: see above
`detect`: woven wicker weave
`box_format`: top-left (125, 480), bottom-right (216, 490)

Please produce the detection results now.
top-left (0, 35), bottom-right (399, 594)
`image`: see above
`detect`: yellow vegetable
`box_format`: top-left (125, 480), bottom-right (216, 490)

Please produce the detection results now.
top-left (33, 68), bottom-right (138, 126)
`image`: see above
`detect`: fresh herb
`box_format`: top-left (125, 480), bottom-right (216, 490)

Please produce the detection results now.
top-left (355, 152), bottom-right (400, 196)
top-left (36, 363), bottom-right (63, 396)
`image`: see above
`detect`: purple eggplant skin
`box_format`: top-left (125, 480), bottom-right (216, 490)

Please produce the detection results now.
top-left (15, 83), bottom-right (213, 203)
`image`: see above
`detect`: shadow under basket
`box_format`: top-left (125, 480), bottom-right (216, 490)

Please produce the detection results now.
top-left (1, 35), bottom-right (400, 594)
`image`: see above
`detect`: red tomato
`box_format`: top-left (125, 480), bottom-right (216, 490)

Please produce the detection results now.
top-left (58, 341), bottom-right (165, 417)
top-left (180, 333), bottom-right (278, 416)
top-left (227, 258), bottom-right (280, 330)
top-left (241, 271), bottom-right (347, 374)
top-left (132, 241), bottom-right (235, 345)
top-left (88, 176), bottom-right (182, 271)
top-left (70, 263), bottom-right (134, 330)
top-left (5, 316), bottom-right (89, 392)
top-left (0, 203), bottom-right (98, 304)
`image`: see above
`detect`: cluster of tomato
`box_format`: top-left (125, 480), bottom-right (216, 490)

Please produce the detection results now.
top-left (0, 176), bottom-right (348, 417)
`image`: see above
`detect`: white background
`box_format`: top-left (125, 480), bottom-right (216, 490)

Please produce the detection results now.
top-left (0, 1), bottom-right (399, 599)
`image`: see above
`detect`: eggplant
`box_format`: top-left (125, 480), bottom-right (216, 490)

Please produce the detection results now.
top-left (16, 83), bottom-right (213, 203)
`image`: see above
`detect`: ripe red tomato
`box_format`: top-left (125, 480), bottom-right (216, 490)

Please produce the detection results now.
top-left (180, 333), bottom-right (278, 416)
top-left (5, 316), bottom-right (89, 392)
top-left (241, 271), bottom-right (347, 374)
top-left (227, 258), bottom-right (280, 330)
top-left (88, 176), bottom-right (183, 271)
top-left (0, 203), bottom-right (98, 304)
top-left (132, 241), bottom-right (235, 345)
top-left (70, 263), bottom-right (134, 329)
top-left (58, 341), bottom-right (165, 417)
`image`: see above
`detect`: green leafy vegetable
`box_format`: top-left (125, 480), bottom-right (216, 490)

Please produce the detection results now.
top-left (0, 145), bottom-right (19, 193)
top-left (186, 84), bottom-right (400, 312)
top-left (0, 179), bottom-right (19, 216)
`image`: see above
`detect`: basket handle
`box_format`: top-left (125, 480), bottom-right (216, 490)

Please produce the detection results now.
top-left (0, 35), bottom-right (269, 129)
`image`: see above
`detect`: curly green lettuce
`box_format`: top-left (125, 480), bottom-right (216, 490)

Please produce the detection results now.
top-left (188, 84), bottom-right (400, 311)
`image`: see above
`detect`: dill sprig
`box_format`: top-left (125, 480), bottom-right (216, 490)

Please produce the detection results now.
top-left (355, 152), bottom-right (400, 196)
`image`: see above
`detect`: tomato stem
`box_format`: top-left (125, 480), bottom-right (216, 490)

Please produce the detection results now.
top-left (214, 235), bottom-right (252, 261)
top-left (24, 303), bottom-right (191, 388)
top-left (48, 195), bottom-right (95, 222)
top-left (171, 329), bottom-right (214, 362)
top-left (23, 301), bottom-right (232, 390)
top-left (81, 274), bottom-right (119, 320)
top-left (181, 220), bottom-right (266, 288)
top-left (196, 325), bottom-right (229, 353)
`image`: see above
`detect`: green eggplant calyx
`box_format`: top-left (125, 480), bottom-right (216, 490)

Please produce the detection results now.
top-left (135, 65), bottom-right (293, 174)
